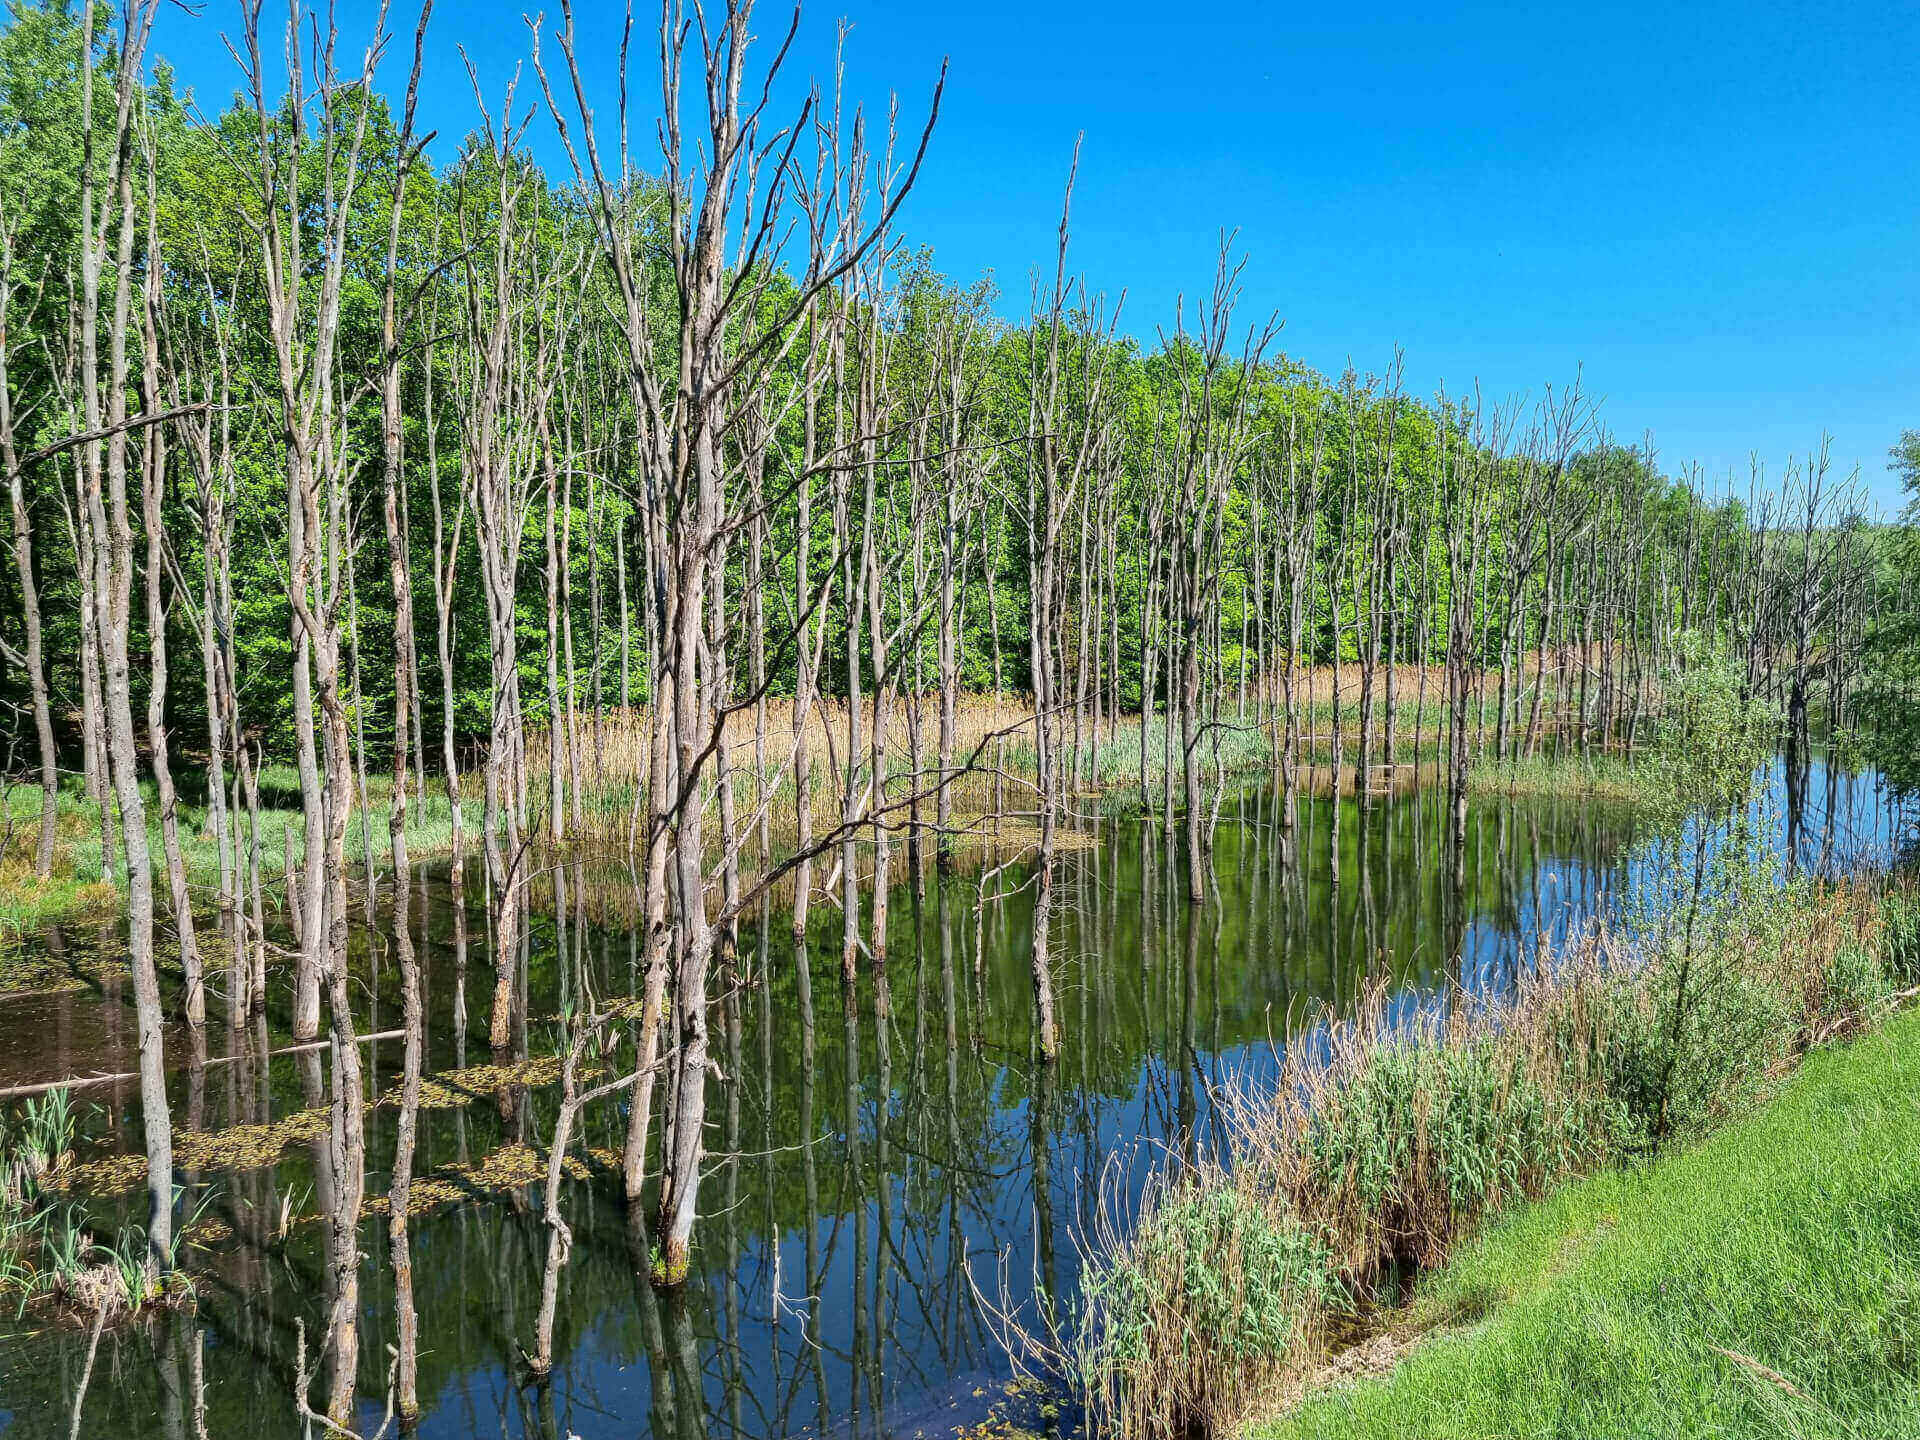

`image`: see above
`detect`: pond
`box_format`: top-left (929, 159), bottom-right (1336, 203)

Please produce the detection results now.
top-left (0, 758), bottom-right (1903, 1439)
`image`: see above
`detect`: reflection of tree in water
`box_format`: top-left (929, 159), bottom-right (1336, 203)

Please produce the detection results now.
top-left (4, 766), bottom-right (1904, 1440)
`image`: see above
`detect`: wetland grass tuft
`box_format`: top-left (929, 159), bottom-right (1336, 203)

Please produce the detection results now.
top-left (0, 1085), bottom-right (199, 1319)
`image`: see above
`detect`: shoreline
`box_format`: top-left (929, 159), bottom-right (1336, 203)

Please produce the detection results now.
top-left (1064, 868), bottom-right (1919, 1440)
top-left (1, 740), bottom-right (1657, 945)
top-left (1264, 999), bottom-right (1920, 1438)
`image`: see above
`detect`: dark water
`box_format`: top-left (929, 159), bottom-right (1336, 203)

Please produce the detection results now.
top-left (0, 760), bottom-right (1903, 1439)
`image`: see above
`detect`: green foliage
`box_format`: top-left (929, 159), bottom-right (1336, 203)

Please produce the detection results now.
top-left (0, 0), bottom-right (1848, 781)
top-left (1644, 633), bottom-right (1780, 833)
top-left (1077, 1180), bottom-right (1345, 1440)
top-left (1602, 925), bottom-right (1797, 1145)
top-left (1269, 1006), bottom-right (1920, 1440)
top-left (1854, 431), bottom-right (1920, 807)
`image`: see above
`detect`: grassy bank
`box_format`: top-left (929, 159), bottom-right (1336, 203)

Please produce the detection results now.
top-left (0, 771), bottom-right (461, 936)
top-left (1068, 874), bottom-right (1920, 1440)
top-left (1269, 1002), bottom-right (1920, 1439)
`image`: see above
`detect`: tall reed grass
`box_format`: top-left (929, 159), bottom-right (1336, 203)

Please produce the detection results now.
top-left (1067, 874), bottom-right (1920, 1440)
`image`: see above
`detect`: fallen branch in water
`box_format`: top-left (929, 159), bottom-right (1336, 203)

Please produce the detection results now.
top-left (0, 1029), bottom-right (409, 1100)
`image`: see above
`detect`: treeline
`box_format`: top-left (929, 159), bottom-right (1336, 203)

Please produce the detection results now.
top-left (1859, 431), bottom-right (1920, 799)
top-left (0, 4), bottom-right (1886, 811)
top-left (0, 0), bottom-right (1890, 1425)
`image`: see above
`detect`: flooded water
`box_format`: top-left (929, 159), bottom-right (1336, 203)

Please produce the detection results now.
top-left (0, 760), bottom-right (1904, 1439)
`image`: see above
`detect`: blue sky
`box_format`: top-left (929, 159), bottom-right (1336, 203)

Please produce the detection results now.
top-left (152, 0), bottom-right (1918, 509)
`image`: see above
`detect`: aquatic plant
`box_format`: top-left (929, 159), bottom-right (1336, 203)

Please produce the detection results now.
top-left (1, 1084), bottom-right (74, 1211)
top-left (1078, 1180), bottom-right (1344, 1440)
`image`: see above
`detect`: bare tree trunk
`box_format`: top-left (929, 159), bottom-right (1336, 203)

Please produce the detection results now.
top-left (234, 10), bottom-right (391, 1414)
top-left (543, 424), bottom-right (567, 843)
top-left (79, 0), bottom-right (172, 1270)
top-left (138, 182), bottom-right (201, 1024)
top-left (378, 45), bottom-right (427, 1404)
top-left (0, 216), bottom-right (59, 878)
top-left (562, 417), bottom-right (585, 833)
top-left (71, 453), bottom-right (116, 882)
top-left (425, 311), bottom-right (466, 897)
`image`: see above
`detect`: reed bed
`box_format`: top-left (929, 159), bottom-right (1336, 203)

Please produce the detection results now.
top-left (1465, 752), bottom-right (1650, 804)
top-left (1, 660), bottom-right (1627, 936)
top-left (1066, 874), bottom-right (1920, 1440)
top-left (519, 667), bottom-right (1605, 859)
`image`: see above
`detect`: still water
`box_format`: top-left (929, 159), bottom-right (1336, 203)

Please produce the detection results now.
top-left (0, 760), bottom-right (1903, 1439)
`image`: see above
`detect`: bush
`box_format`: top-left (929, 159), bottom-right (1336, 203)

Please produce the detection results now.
top-left (1080, 1180), bottom-right (1341, 1440)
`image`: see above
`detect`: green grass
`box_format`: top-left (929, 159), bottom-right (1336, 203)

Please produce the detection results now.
top-left (1267, 1005), bottom-right (1920, 1440)
top-left (0, 774), bottom-right (462, 936)
top-left (1466, 751), bottom-right (1651, 805)
top-left (0, 872), bottom-right (119, 934)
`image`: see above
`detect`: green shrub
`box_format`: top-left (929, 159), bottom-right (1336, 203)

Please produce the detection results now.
top-left (1080, 1181), bottom-right (1343, 1440)
top-left (1881, 889), bottom-right (1920, 984)
top-left (1657, 951), bottom-right (1799, 1141)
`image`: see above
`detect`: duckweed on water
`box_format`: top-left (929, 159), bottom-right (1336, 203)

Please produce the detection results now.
top-left (54, 1052), bottom-right (593, 1197)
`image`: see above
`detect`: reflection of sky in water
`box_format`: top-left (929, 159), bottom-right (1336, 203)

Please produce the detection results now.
top-left (689, 759), bottom-right (1906, 1440)
top-left (0, 760), bottom-right (1905, 1440)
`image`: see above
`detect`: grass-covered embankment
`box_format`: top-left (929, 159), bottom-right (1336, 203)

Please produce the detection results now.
top-left (1270, 1001), bottom-right (1920, 1439)
top-left (1069, 875), bottom-right (1920, 1440)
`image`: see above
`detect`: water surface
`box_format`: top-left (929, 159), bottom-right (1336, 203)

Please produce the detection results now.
top-left (0, 761), bottom-right (1901, 1439)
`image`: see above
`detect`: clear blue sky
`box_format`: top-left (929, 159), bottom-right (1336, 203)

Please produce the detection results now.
top-left (152, 0), bottom-right (1919, 509)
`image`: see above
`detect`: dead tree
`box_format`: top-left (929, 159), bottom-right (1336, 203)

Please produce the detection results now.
top-left (378, 6), bottom-right (433, 1414)
top-left (0, 203), bottom-right (59, 879)
top-left (1023, 146), bottom-right (1121, 1060)
top-left (536, 0), bottom-right (945, 1280)
top-left (136, 140), bottom-right (200, 1023)
top-left (233, 0), bottom-right (394, 1418)
top-left (453, 92), bottom-right (551, 1054)
top-left (77, 0), bottom-right (173, 1271)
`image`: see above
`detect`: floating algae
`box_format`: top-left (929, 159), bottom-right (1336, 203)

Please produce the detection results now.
top-left (389, 1053), bottom-right (595, 1111)
top-left (225, 1139), bottom-right (624, 1241)
top-left (0, 919), bottom-right (133, 998)
top-left (53, 1051), bottom-right (595, 1197)
top-left (365, 1141), bottom-right (615, 1219)
top-left (0, 945), bottom-right (92, 998)
top-left (54, 1105), bottom-right (334, 1196)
